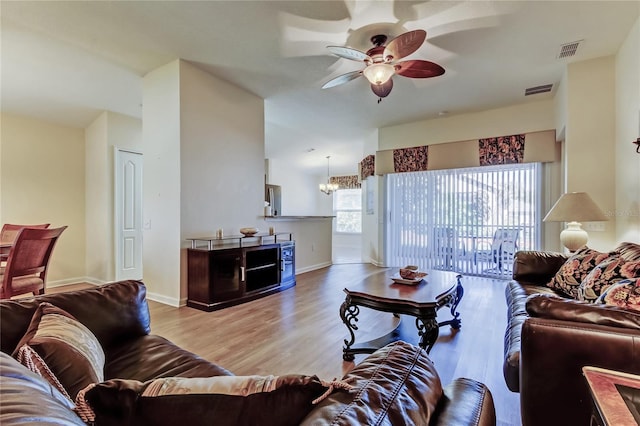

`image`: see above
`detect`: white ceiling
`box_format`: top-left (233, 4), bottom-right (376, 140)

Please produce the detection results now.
top-left (1, 1), bottom-right (638, 175)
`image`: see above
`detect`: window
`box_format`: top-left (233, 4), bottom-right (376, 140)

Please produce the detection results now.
top-left (385, 163), bottom-right (541, 278)
top-left (334, 188), bottom-right (362, 233)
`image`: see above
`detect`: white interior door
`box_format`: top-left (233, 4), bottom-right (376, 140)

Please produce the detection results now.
top-left (115, 148), bottom-right (143, 280)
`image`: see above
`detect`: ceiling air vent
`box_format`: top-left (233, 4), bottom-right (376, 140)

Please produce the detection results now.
top-left (525, 84), bottom-right (553, 96)
top-left (558, 40), bottom-right (582, 59)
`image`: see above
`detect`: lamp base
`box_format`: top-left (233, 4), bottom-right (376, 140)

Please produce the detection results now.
top-left (560, 221), bottom-right (589, 252)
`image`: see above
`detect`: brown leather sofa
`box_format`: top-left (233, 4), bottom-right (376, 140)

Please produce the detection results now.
top-left (1, 280), bottom-right (496, 425)
top-left (504, 243), bottom-right (640, 426)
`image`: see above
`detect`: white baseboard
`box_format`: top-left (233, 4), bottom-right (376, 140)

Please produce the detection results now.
top-left (296, 261), bottom-right (332, 275)
top-left (47, 277), bottom-right (106, 288)
top-left (146, 291), bottom-right (181, 308)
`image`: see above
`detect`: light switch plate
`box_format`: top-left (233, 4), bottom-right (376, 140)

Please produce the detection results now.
top-left (583, 222), bottom-right (606, 232)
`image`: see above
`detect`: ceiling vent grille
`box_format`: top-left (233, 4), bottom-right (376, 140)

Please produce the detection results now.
top-left (525, 84), bottom-right (553, 96)
top-left (558, 40), bottom-right (582, 59)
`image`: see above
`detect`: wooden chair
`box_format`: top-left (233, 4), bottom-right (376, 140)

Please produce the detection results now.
top-left (1, 223), bottom-right (51, 263)
top-left (0, 226), bottom-right (67, 299)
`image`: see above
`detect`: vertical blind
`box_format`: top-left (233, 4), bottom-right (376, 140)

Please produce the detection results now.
top-left (385, 163), bottom-right (541, 278)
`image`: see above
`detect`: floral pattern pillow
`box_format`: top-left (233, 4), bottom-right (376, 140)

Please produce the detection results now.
top-left (578, 258), bottom-right (640, 302)
top-left (546, 246), bottom-right (617, 299)
top-left (596, 278), bottom-right (640, 312)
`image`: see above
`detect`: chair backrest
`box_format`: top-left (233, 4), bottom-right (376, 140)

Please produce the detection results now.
top-left (491, 228), bottom-right (519, 251)
top-left (1, 223), bottom-right (51, 244)
top-left (2, 226), bottom-right (67, 296)
top-left (432, 227), bottom-right (455, 250)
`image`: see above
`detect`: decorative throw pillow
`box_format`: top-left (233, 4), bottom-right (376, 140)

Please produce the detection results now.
top-left (617, 241), bottom-right (640, 262)
top-left (12, 302), bottom-right (105, 400)
top-left (75, 374), bottom-right (351, 426)
top-left (546, 246), bottom-right (617, 298)
top-left (596, 278), bottom-right (640, 312)
top-left (578, 257), bottom-right (640, 302)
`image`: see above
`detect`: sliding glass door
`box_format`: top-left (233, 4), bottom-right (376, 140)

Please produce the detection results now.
top-left (385, 163), bottom-right (541, 278)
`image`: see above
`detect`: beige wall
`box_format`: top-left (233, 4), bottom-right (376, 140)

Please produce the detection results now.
top-left (564, 56), bottom-right (617, 251)
top-left (615, 17), bottom-right (640, 243)
top-left (85, 111), bottom-right (142, 283)
top-left (379, 99), bottom-right (556, 149)
top-left (0, 113), bottom-right (86, 284)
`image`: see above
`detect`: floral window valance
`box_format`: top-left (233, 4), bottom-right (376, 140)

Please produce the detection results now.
top-left (393, 145), bottom-right (428, 173)
top-left (360, 155), bottom-right (375, 180)
top-left (330, 175), bottom-right (361, 189)
top-left (478, 134), bottom-right (525, 165)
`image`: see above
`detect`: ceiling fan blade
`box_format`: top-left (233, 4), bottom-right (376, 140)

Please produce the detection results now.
top-left (394, 60), bottom-right (445, 79)
top-left (383, 29), bottom-right (427, 62)
top-left (371, 78), bottom-right (393, 98)
top-left (322, 70), bottom-right (363, 89)
top-left (326, 46), bottom-right (371, 62)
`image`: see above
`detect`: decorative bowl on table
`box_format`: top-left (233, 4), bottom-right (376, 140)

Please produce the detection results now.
top-left (399, 265), bottom-right (420, 279)
top-left (239, 227), bottom-right (259, 237)
top-left (393, 266), bottom-right (427, 285)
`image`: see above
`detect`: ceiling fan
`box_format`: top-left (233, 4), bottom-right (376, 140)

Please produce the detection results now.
top-left (322, 29), bottom-right (445, 103)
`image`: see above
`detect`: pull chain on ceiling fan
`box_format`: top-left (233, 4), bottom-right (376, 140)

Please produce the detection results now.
top-left (322, 29), bottom-right (445, 102)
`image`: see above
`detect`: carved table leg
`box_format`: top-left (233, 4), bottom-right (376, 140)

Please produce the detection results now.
top-left (340, 297), bottom-right (360, 361)
top-left (416, 317), bottom-right (439, 353)
top-left (438, 274), bottom-right (464, 330)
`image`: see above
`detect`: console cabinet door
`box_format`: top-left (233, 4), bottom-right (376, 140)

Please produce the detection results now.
top-left (211, 249), bottom-right (244, 301)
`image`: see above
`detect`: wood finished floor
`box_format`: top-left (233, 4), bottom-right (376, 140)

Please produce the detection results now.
top-left (54, 264), bottom-right (521, 426)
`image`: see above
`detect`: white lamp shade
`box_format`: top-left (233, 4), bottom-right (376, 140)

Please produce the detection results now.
top-left (544, 192), bottom-right (607, 252)
top-left (543, 192), bottom-right (608, 222)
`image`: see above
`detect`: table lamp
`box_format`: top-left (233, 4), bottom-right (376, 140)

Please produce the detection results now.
top-left (543, 192), bottom-right (608, 252)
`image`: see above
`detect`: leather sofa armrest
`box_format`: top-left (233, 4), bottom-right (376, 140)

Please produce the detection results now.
top-left (430, 378), bottom-right (496, 426)
top-left (520, 314), bottom-right (640, 426)
top-left (526, 294), bottom-right (640, 330)
top-left (301, 341), bottom-right (443, 426)
top-left (512, 251), bottom-right (568, 285)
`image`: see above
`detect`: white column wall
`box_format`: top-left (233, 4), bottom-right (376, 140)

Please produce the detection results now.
top-left (564, 56), bottom-right (617, 251)
top-left (142, 60), bottom-right (182, 305)
top-left (615, 17), bottom-right (640, 243)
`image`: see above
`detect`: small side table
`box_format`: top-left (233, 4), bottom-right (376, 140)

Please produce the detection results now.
top-left (583, 366), bottom-right (640, 426)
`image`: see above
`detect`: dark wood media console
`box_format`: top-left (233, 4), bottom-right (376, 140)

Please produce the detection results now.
top-left (186, 234), bottom-right (295, 311)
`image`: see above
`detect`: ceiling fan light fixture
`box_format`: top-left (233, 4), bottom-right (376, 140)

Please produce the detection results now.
top-left (363, 63), bottom-right (395, 85)
top-left (371, 79), bottom-right (393, 98)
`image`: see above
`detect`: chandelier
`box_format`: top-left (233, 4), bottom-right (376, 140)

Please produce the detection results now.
top-left (319, 156), bottom-right (339, 195)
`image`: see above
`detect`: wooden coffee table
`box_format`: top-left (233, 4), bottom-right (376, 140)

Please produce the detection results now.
top-left (340, 269), bottom-right (463, 361)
